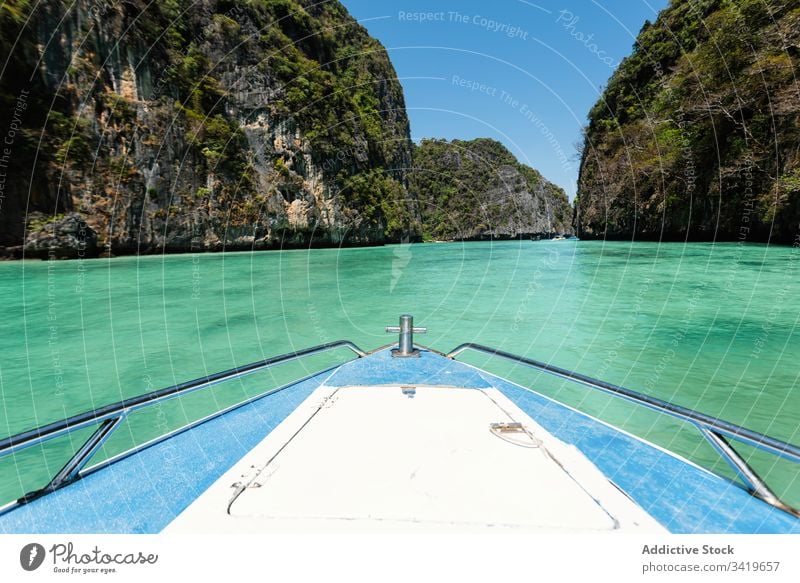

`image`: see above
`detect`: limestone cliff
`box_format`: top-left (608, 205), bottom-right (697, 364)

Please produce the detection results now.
top-left (576, 0), bottom-right (800, 242)
top-left (411, 138), bottom-right (573, 240)
top-left (0, 0), bottom-right (417, 257)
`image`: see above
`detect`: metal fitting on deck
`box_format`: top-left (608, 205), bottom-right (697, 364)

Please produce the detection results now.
top-left (386, 314), bottom-right (426, 358)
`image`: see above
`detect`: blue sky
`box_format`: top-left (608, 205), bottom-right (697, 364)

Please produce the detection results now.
top-left (339, 0), bottom-right (670, 199)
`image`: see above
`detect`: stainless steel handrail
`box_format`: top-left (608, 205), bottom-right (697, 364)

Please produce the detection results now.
top-left (447, 342), bottom-right (800, 517)
top-left (0, 340), bottom-right (366, 506)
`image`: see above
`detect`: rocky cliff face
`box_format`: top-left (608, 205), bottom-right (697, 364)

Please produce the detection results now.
top-left (576, 0), bottom-right (800, 243)
top-left (0, 0), bottom-right (417, 257)
top-left (411, 138), bottom-right (573, 240)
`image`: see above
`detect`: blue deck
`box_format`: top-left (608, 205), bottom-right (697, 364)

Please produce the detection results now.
top-left (1, 348), bottom-right (797, 534)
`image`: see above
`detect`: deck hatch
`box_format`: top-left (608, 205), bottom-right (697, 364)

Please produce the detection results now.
top-left (169, 385), bottom-right (662, 533)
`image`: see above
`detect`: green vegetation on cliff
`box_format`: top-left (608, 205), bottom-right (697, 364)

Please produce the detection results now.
top-left (411, 138), bottom-right (572, 241)
top-left (577, 0), bottom-right (800, 242)
top-left (0, 0), bottom-right (416, 255)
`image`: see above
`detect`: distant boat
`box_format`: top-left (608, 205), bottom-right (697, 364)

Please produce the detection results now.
top-left (0, 314), bottom-right (797, 533)
top-left (552, 235), bottom-right (566, 241)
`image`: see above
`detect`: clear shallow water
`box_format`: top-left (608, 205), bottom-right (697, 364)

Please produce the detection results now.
top-left (1, 241), bottom-right (798, 507)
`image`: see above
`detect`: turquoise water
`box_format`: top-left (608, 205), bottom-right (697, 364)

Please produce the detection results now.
top-left (1, 241), bottom-right (798, 506)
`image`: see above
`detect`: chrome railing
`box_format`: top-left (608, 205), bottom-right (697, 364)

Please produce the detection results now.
top-left (447, 342), bottom-right (800, 517)
top-left (0, 340), bottom-right (366, 513)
